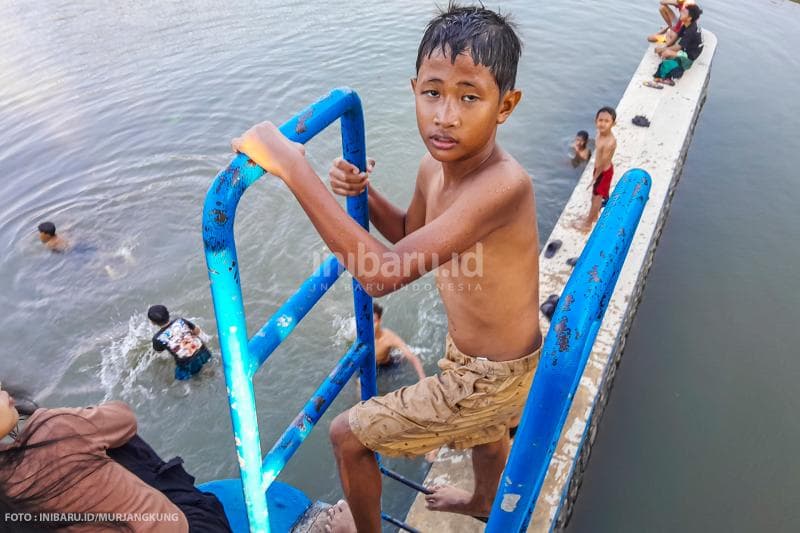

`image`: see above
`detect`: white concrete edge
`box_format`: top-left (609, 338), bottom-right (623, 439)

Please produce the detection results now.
top-left (531, 29), bottom-right (718, 532)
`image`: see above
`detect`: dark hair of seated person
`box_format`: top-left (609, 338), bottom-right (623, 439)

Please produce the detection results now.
top-left (686, 4), bottom-right (702, 22)
top-left (0, 412), bottom-right (132, 532)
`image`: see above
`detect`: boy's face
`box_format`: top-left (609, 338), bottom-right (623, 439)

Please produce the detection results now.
top-left (412, 50), bottom-right (521, 163)
top-left (39, 231), bottom-right (51, 243)
top-left (575, 136), bottom-right (587, 149)
top-left (595, 112), bottom-right (615, 134)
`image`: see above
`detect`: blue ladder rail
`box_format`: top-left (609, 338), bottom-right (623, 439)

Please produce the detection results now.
top-left (485, 168), bottom-right (652, 532)
top-left (200, 88), bottom-right (420, 533)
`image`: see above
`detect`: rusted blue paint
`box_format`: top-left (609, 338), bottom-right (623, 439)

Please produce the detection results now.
top-left (486, 168), bottom-right (651, 532)
top-left (260, 343), bottom-right (370, 487)
top-left (202, 88), bottom-right (376, 533)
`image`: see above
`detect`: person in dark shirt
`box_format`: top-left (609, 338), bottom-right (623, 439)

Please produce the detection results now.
top-left (148, 304), bottom-right (212, 380)
top-left (653, 4), bottom-right (704, 84)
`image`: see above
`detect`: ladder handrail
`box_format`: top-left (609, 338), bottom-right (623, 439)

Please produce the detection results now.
top-left (202, 88), bottom-right (376, 533)
top-left (486, 169), bottom-right (652, 532)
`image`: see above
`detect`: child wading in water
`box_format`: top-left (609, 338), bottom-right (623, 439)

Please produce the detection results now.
top-left (233, 4), bottom-right (541, 531)
top-left (571, 130), bottom-right (591, 167)
top-left (148, 305), bottom-right (212, 380)
top-left (37, 221), bottom-right (69, 252)
top-left (372, 303), bottom-right (426, 381)
top-left (575, 107), bottom-right (617, 233)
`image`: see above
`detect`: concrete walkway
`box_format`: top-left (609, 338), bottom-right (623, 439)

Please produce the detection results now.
top-left (405, 31), bottom-right (718, 532)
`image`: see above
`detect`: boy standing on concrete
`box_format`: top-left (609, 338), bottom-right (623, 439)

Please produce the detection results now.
top-left (576, 107), bottom-right (617, 233)
top-left (233, 4), bottom-right (541, 531)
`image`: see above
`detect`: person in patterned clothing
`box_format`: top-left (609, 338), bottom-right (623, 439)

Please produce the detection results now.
top-left (148, 305), bottom-right (212, 380)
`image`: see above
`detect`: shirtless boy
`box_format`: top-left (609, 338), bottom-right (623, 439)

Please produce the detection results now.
top-left (372, 303), bottom-right (426, 381)
top-left (576, 107), bottom-right (617, 233)
top-left (232, 5), bottom-right (541, 531)
top-left (648, 0), bottom-right (692, 43)
top-left (571, 130), bottom-right (591, 167)
top-left (37, 221), bottom-right (68, 252)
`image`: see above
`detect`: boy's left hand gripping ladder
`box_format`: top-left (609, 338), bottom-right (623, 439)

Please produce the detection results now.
top-left (198, 88), bottom-right (420, 533)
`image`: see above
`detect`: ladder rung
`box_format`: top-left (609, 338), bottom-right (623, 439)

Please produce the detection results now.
top-left (381, 512), bottom-right (422, 533)
top-left (380, 465), bottom-right (432, 495)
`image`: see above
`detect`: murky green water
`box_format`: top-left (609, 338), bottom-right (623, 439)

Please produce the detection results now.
top-left (1, 1), bottom-right (798, 531)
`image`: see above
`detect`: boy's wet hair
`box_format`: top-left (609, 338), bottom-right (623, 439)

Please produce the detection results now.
top-left (686, 4), bottom-right (702, 22)
top-left (37, 221), bottom-right (56, 236)
top-left (416, 2), bottom-right (522, 94)
top-left (147, 304), bottom-right (170, 325)
top-left (373, 303), bottom-right (384, 319)
top-left (576, 130), bottom-right (589, 142)
top-left (596, 106), bottom-right (617, 121)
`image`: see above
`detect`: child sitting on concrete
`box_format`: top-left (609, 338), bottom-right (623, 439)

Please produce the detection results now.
top-left (654, 4), bottom-right (704, 85)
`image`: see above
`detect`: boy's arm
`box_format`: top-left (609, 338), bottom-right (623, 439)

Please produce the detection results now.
top-left (390, 333), bottom-right (426, 381)
top-left (233, 122), bottom-right (525, 296)
top-left (152, 336), bottom-right (166, 352)
top-left (368, 180), bottom-right (427, 244)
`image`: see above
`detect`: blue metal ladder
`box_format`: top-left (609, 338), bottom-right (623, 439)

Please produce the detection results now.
top-left (197, 87), bottom-right (651, 532)
top-left (198, 88), bottom-right (424, 532)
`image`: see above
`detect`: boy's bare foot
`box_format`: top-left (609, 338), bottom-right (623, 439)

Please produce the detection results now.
top-left (571, 219), bottom-right (591, 233)
top-left (425, 448), bottom-right (440, 462)
top-left (322, 500), bottom-right (356, 533)
top-left (424, 485), bottom-right (491, 517)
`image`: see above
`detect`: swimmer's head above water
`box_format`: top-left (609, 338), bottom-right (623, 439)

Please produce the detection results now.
top-left (575, 130), bottom-right (589, 149)
top-left (147, 304), bottom-right (170, 327)
top-left (372, 302), bottom-right (384, 329)
top-left (37, 221), bottom-right (68, 252)
top-left (37, 221), bottom-right (56, 239)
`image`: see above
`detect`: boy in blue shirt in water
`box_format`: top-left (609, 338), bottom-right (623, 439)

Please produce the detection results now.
top-left (148, 304), bottom-right (212, 380)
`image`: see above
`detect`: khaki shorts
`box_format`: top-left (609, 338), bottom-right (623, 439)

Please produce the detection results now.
top-left (349, 335), bottom-right (540, 457)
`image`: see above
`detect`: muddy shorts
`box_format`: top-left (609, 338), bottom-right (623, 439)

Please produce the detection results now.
top-left (349, 336), bottom-right (540, 457)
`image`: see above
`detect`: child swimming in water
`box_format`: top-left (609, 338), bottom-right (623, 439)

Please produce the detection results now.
top-left (148, 305), bottom-right (212, 380)
top-left (37, 221), bottom-right (68, 253)
top-left (571, 130), bottom-right (591, 167)
top-left (372, 303), bottom-right (426, 381)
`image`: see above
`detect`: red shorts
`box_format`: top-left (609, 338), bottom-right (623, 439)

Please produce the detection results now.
top-left (672, 1), bottom-right (684, 32)
top-left (592, 164), bottom-right (614, 200)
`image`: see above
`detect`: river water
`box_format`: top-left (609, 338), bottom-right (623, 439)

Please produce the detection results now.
top-left (1, 1), bottom-right (798, 531)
